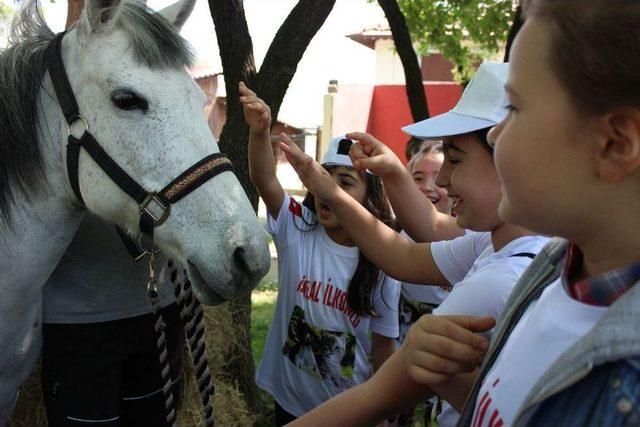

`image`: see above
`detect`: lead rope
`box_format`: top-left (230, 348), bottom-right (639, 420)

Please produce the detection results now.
top-left (147, 252), bottom-right (177, 426)
top-left (168, 260), bottom-right (216, 427)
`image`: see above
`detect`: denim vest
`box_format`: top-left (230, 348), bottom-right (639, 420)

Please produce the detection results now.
top-left (457, 239), bottom-right (640, 426)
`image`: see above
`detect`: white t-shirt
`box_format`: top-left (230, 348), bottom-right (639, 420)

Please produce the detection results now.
top-left (432, 235), bottom-right (551, 427)
top-left (471, 277), bottom-right (606, 427)
top-left (431, 231), bottom-right (493, 292)
top-left (398, 231), bottom-right (491, 342)
top-left (256, 195), bottom-right (400, 417)
top-left (401, 277), bottom-right (451, 305)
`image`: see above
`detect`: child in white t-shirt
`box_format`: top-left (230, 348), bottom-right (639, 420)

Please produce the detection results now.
top-left (395, 141), bottom-right (457, 426)
top-left (399, 141), bottom-right (453, 340)
top-left (278, 62), bottom-right (549, 426)
top-left (240, 83), bottom-right (401, 424)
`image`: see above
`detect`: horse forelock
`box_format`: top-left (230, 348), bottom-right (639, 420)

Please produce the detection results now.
top-left (0, 0), bottom-right (194, 228)
top-left (118, 2), bottom-right (194, 70)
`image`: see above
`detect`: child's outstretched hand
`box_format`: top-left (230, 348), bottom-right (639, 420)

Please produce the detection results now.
top-left (347, 132), bottom-right (405, 179)
top-left (401, 314), bottom-right (495, 385)
top-left (239, 81), bottom-right (271, 133)
top-left (279, 134), bottom-right (339, 203)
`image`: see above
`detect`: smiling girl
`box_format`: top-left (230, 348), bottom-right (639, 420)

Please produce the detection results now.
top-left (408, 141), bottom-right (451, 214)
top-left (397, 140), bottom-right (452, 425)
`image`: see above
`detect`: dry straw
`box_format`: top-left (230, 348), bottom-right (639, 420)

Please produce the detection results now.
top-left (8, 305), bottom-right (256, 427)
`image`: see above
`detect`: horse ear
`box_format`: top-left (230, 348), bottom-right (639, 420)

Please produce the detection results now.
top-left (78, 0), bottom-right (126, 36)
top-left (157, 0), bottom-right (196, 30)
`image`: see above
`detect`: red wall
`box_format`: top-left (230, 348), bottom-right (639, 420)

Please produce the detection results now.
top-left (366, 83), bottom-right (462, 163)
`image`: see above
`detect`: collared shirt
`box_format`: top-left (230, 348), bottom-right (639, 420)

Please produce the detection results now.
top-left (563, 243), bottom-right (640, 306)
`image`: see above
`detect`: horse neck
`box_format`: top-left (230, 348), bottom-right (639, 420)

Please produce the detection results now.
top-left (0, 70), bottom-right (84, 296)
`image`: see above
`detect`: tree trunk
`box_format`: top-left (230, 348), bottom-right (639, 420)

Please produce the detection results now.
top-left (207, 1), bottom-right (260, 415)
top-left (207, 0), bottom-right (335, 417)
top-left (378, 0), bottom-right (429, 122)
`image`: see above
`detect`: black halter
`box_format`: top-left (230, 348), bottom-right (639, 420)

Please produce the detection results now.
top-left (45, 32), bottom-right (234, 243)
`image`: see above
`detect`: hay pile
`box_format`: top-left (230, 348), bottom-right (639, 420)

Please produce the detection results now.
top-left (7, 362), bottom-right (46, 427)
top-left (8, 304), bottom-right (257, 426)
top-left (177, 302), bottom-right (257, 426)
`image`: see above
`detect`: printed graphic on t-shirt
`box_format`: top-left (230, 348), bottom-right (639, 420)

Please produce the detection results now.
top-left (398, 295), bottom-right (438, 343)
top-left (295, 275), bottom-right (362, 328)
top-left (283, 305), bottom-right (357, 389)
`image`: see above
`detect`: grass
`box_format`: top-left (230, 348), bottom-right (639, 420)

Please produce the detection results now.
top-left (251, 280), bottom-right (278, 365)
top-left (251, 280), bottom-right (278, 425)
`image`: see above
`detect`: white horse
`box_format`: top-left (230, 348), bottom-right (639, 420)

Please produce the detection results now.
top-left (0, 0), bottom-right (270, 421)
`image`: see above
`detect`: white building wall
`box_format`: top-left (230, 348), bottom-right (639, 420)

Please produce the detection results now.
top-left (374, 38), bottom-right (406, 84)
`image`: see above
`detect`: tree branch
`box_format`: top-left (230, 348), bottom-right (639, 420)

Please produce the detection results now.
top-left (378, 0), bottom-right (429, 121)
top-left (208, 0), bottom-right (257, 128)
top-left (255, 0), bottom-right (336, 122)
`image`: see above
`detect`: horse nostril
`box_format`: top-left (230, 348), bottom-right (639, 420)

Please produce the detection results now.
top-left (233, 246), bottom-right (251, 277)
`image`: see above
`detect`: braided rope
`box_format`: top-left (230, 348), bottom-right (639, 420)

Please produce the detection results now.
top-left (148, 255), bottom-right (177, 426)
top-left (168, 261), bottom-right (215, 427)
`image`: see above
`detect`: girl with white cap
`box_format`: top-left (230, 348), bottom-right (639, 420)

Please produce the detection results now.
top-left (239, 82), bottom-right (401, 425)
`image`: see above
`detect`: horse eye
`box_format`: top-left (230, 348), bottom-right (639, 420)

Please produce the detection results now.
top-left (111, 90), bottom-right (149, 113)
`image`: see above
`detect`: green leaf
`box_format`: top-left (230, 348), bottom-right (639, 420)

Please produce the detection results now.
top-left (397, 0), bottom-right (516, 82)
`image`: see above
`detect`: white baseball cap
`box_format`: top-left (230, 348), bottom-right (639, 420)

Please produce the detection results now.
top-left (321, 135), bottom-right (373, 174)
top-left (321, 136), bottom-right (356, 168)
top-left (402, 62), bottom-right (510, 139)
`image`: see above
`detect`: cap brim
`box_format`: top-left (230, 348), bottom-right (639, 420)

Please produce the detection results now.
top-left (322, 161), bottom-right (353, 168)
top-left (402, 111), bottom-right (496, 139)
top-left (321, 162), bottom-right (374, 175)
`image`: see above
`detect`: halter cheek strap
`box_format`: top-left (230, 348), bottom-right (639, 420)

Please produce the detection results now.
top-left (44, 32), bottom-right (234, 240)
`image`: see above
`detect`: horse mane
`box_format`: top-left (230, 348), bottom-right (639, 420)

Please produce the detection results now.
top-left (0, 2), bottom-right (54, 226)
top-left (0, 0), bottom-right (194, 226)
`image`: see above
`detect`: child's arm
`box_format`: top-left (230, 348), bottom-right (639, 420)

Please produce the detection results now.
top-left (371, 333), bottom-right (396, 373)
top-left (279, 136), bottom-right (447, 286)
top-left (401, 314), bottom-right (494, 410)
top-left (347, 132), bottom-right (463, 243)
top-left (288, 315), bottom-right (493, 426)
top-left (288, 350), bottom-right (433, 427)
top-left (240, 82), bottom-right (285, 219)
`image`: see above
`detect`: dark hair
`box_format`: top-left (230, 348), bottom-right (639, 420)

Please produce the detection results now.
top-left (524, 0), bottom-right (640, 115)
top-left (473, 128), bottom-right (493, 153)
top-left (301, 167), bottom-right (395, 317)
top-left (405, 137), bottom-right (424, 162)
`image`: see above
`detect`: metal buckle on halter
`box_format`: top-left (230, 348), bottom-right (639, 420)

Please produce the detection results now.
top-left (66, 114), bottom-right (90, 138)
top-left (140, 192), bottom-right (171, 226)
top-left (133, 233), bottom-right (161, 262)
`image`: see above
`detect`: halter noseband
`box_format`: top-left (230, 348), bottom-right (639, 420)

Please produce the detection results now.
top-left (45, 32), bottom-right (234, 239)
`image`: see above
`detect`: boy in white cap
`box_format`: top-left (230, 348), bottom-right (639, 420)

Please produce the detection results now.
top-left (239, 83), bottom-right (401, 425)
top-left (279, 62), bottom-right (549, 425)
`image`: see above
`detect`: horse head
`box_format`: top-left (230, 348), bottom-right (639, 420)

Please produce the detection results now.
top-left (57, 0), bottom-right (270, 303)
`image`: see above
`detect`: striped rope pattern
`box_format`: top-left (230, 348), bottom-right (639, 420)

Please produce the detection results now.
top-left (148, 282), bottom-right (177, 426)
top-left (168, 260), bottom-right (215, 427)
